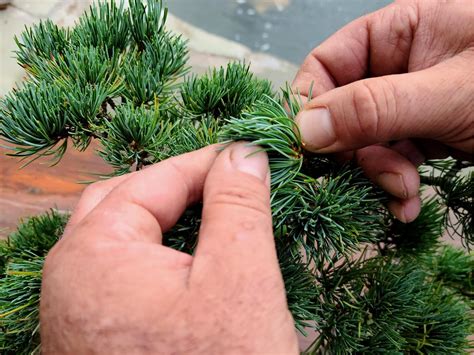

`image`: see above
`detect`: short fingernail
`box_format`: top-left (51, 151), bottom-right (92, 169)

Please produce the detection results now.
top-left (376, 172), bottom-right (408, 199)
top-left (295, 107), bottom-right (336, 151)
top-left (403, 198), bottom-right (421, 223)
top-left (230, 143), bottom-right (269, 182)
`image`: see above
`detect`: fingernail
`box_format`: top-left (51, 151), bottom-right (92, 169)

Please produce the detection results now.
top-left (387, 200), bottom-right (406, 223)
top-left (295, 107), bottom-right (336, 150)
top-left (376, 172), bottom-right (408, 199)
top-left (230, 143), bottom-right (269, 182)
top-left (403, 197), bottom-right (421, 223)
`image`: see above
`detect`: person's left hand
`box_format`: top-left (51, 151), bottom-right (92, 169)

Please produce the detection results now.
top-left (40, 143), bottom-right (298, 354)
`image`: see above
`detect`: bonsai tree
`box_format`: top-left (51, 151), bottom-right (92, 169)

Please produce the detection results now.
top-left (0, 1), bottom-right (472, 353)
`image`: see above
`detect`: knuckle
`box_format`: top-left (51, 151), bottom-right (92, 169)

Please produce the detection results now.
top-left (206, 177), bottom-right (270, 218)
top-left (164, 158), bottom-right (193, 199)
top-left (352, 78), bottom-right (397, 140)
top-left (352, 81), bottom-right (380, 138)
top-left (81, 181), bottom-right (105, 199)
top-left (386, 4), bottom-right (417, 53)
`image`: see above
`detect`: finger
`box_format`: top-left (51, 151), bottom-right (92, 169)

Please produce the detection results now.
top-left (292, 2), bottom-right (419, 98)
top-left (413, 139), bottom-right (473, 162)
top-left (66, 173), bottom-right (133, 232)
top-left (296, 53), bottom-right (474, 154)
top-left (191, 142), bottom-right (282, 285)
top-left (389, 139), bottom-right (425, 167)
top-left (356, 145), bottom-right (420, 200)
top-left (77, 145), bottom-right (221, 243)
top-left (387, 195), bottom-right (421, 224)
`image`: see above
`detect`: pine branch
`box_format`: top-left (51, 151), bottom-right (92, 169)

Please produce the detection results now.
top-left (98, 102), bottom-right (174, 175)
top-left (420, 159), bottom-right (473, 248)
top-left (180, 62), bottom-right (273, 119)
top-left (14, 20), bottom-right (69, 70)
top-left (221, 95), bottom-right (303, 187)
top-left (0, 211), bottom-right (68, 355)
top-left (0, 256), bottom-right (43, 355)
top-left (1, 0), bottom-right (473, 353)
top-left (274, 170), bottom-right (384, 265)
top-left (276, 239), bottom-right (320, 335)
top-left (71, 0), bottom-right (130, 53)
top-left (122, 32), bottom-right (189, 105)
top-left (423, 245), bottom-right (474, 299)
top-left (380, 197), bottom-right (445, 257)
top-left (0, 82), bottom-right (69, 164)
top-left (167, 116), bottom-right (220, 158)
top-left (129, 0), bottom-right (168, 49)
top-left (308, 257), bottom-right (471, 354)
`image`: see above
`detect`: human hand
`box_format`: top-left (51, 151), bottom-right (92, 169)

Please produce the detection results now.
top-left (293, 0), bottom-right (474, 222)
top-left (40, 143), bottom-right (298, 354)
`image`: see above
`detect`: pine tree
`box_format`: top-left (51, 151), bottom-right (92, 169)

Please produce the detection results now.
top-left (0, 1), bottom-right (472, 353)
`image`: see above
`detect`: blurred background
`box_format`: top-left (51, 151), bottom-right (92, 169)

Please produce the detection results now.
top-left (0, 0), bottom-right (390, 236)
top-left (171, 0), bottom-right (390, 65)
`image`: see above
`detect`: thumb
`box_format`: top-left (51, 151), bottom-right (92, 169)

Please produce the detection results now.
top-left (192, 142), bottom-right (282, 285)
top-left (295, 55), bottom-right (473, 153)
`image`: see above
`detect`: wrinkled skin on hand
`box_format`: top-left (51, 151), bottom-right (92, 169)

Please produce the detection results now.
top-left (293, 0), bottom-right (474, 223)
top-left (40, 144), bottom-right (298, 355)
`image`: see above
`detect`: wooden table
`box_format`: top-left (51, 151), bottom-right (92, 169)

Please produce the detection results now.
top-left (0, 142), bottom-right (112, 238)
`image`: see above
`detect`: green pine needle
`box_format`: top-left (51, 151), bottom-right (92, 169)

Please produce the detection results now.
top-left (221, 95), bottom-right (303, 187)
top-left (123, 32), bottom-right (189, 105)
top-left (0, 82), bottom-right (69, 164)
top-left (421, 159), bottom-right (473, 248)
top-left (98, 102), bottom-right (174, 174)
top-left (275, 171), bottom-right (383, 264)
top-left (0, 210), bottom-right (68, 355)
top-left (14, 20), bottom-right (70, 70)
top-left (381, 197), bottom-right (445, 257)
top-left (181, 61), bottom-right (273, 119)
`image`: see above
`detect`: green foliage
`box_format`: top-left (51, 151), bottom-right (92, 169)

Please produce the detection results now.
top-left (221, 96), bottom-right (303, 187)
top-left (0, 211), bottom-right (68, 355)
top-left (0, 257), bottom-right (43, 355)
top-left (32, 45), bottom-right (123, 90)
top-left (421, 159), bottom-right (473, 248)
top-left (14, 20), bottom-right (69, 70)
top-left (381, 197), bottom-right (445, 257)
top-left (129, 0), bottom-right (168, 48)
top-left (98, 102), bottom-right (173, 174)
top-left (180, 62), bottom-right (273, 119)
top-left (0, 82), bottom-right (69, 163)
top-left (276, 241), bottom-right (320, 335)
top-left (274, 171), bottom-right (383, 265)
top-left (424, 245), bottom-right (474, 299)
top-left (307, 258), bottom-right (471, 354)
top-left (0, 211), bottom-right (67, 261)
top-left (0, 0), bottom-right (187, 167)
top-left (404, 285), bottom-right (471, 354)
top-left (1, 0), bottom-right (473, 354)
top-left (167, 116), bottom-right (220, 158)
top-left (71, 0), bottom-right (129, 52)
top-left (123, 32), bottom-right (189, 104)
top-left (163, 204), bottom-right (202, 255)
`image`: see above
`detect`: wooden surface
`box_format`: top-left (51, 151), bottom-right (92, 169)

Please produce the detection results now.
top-left (0, 142), bottom-right (112, 238)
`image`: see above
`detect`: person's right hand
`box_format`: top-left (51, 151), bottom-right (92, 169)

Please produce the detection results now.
top-left (293, 0), bottom-right (473, 223)
top-left (40, 143), bottom-right (298, 354)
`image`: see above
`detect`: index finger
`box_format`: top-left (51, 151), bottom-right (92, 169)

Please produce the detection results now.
top-left (75, 145), bottom-right (221, 244)
top-left (292, 1), bottom-right (419, 97)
